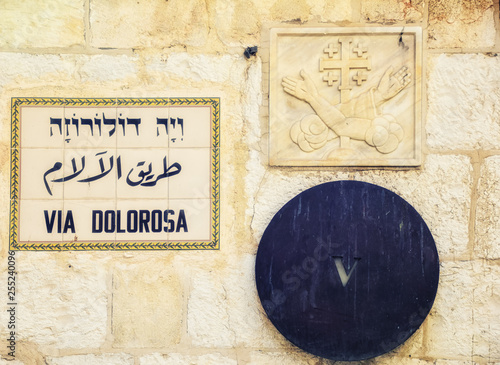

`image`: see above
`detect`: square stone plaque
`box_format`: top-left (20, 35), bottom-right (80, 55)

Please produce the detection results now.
top-left (10, 97), bottom-right (220, 251)
top-left (269, 27), bottom-right (422, 166)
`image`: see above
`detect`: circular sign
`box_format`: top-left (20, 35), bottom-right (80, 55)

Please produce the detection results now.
top-left (255, 181), bottom-right (439, 361)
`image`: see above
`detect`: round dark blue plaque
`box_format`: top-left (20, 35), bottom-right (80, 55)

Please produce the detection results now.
top-left (255, 181), bottom-right (439, 361)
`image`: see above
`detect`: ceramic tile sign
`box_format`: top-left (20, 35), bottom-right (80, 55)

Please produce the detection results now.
top-left (255, 181), bottom-right (439, 361)
top-left (269, 27), bottom-right (422, 166)
top-left (10, 98), bottom-right (220, 251)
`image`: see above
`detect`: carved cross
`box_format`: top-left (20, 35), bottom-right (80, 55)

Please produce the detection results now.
top-left (319, 37), bottom-right (371, 103)
top-left (353, 43), bottom-right (368, 57)
top-left (323, 43), bottom-right (339, 58)
top-left (353, 71), bottom-right (368, 86)
top-left (323, 71), bottom-right (338, 86)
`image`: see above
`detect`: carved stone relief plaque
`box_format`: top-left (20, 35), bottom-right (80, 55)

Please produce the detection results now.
top-left (269, 27), bottom-right (422, 166)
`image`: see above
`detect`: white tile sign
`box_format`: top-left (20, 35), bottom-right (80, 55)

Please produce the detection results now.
top-left (10, 98), bottom-right (220, 250)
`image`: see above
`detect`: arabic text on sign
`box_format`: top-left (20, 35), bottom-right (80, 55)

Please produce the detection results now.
top-left (43, 151), bottom-right (182, 196)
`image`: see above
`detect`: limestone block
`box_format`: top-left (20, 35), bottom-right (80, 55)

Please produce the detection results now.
top-left (139, 353), bottom-right (237, 365)
top-left (354, 155), bottom-right (472, 259)
top-left (0, 53), bottom-right (139, 91)
top-left (249, 351), bottom-right (433, 364)
top-left (213, 0), bottom-right (261, 47)
top-left (365, 358), bottom-right (433, 365)
top-left (427, 54), bottom-right (500, 150)
top-left (270, 0), bottom-right (312, 22)
top-left (145, 53), bottom-right (248, 88)
top-left (475, 156), bottom-right (500, 259)
top-left (428, 0), bottom-right (495, 49)
top-left (90, 0), bottom-right (209, 49)
top-left (252, 155), bottom-right (472, 260)
top-left (391, 327), bottom-right (425, 358)
top-left (309, 0), bottom-right (352, 22)
top-left (47, 354), bottom-right (134, 365)
top-left (243, 60), bottom-right (265, 222)
top-left (0, 53), bottom-right (76, 90)
top-left (0, 360), bottom-right (24, 365)
top-left (426, 261), bottom-right (474, 358)
top-left (223, 254), bottom-right (290, 347)
top-left (251, 170), bottom-right (349, 240)
top-left (434, 357), bottom-right (500, 365)
top-left (247, 350), bottom-right (322, 364)
top-left (242, 60), bottom-right (263, 133)
top-left (187, 268), bottom-right (235, 347)
top-left (0, 0), bottom-right (84, 49)
top-left (187, 254), bottom-right (290, 348)
top-left (0, 270), bottom-right (12, 340)
top-left (427, 261), bottom-right (500, 360)
top-left (472, 261), bottom-right (500, 359)
top-left (78, 55), bottom-right (139, 83)
top-left (112, 260), bottom-right (182, 348)
top-left (0, 162), bottom-right (10, 246)
top-left (0, 340), bottom-right (45, 364)
top-left (361, 0), bottom-right (424, 23)
top-left (16, 253), bottom-right (108, 349)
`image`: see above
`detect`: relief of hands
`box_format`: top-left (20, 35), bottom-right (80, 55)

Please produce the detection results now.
top-left (282, 70), bottom-right (319, 103)
top-left (377, 66), bottom-right (411, 101)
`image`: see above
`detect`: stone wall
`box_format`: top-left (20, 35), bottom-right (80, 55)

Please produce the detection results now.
top-left (0, 0), bottom-right (499, 364)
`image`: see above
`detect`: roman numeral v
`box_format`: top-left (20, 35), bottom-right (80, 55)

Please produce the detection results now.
top-left (333, 257), bottom-right (361, 287)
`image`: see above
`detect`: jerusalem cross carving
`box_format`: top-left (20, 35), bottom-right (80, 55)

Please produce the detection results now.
top-left (269, 27), bottom-right (422, 166)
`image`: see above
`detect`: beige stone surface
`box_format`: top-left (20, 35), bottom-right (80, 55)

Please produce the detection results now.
top-left (112, 260), bottom-right (182, 348)
top-left (426, 261), bottom-right (474, 358)
top-left (187, 254), bottom-right (288, 348)
top-left (0, 53), bottom-right (76, 90)
top-left (309, 0), bottom-right (352, 22)
top-left (78, 55), bottom-right (139, 83)
top-left (223, 254), bottom-right (290, 347)
top-left (390, 327), bottom-right (425, 358)
top-left (0, 340), bottom-right (46, 364)
top-left (0, 166), bottom-right (10, 249)
top-left (144, 53), bottom-right (248, 88)
top-left (365, 358), bottom-right (434, 365)
top-left (472, 261), bottom-right (500, 360)
top-left (139, 352), bottom-right (237, 365)
top-left (213, 0), bottom-right (262, 47)
top-left (249, 351), bottom-right (433, 364)
top-left (0, 0), bottom-right (84, 49)
top-left (361, 0), bottom-right (424, 23)
top-left (46, 353), bottom-right (134, 365)
top-left (426, 261), bottom-right (500, 362)
top-left (247, 350), bottom-right (323, 364)
top-left (425, 260), bottom-right (500, 360)
top-left (0, 53), bottom-right (140, 91)
top-left (90, 0), bottom-right (209, 49)
top-left (187, 268), bottom-right (234, 347)
top-left (16, 253), bottom-right (108, 349)
top-left (437, 361), bottom-right (500, 365)
top-left (0, 0), bottom-right (499, 363)
top-left (428, 0), bottom-right (495, 49)
top-left (270, 0), bottom-right (312, 22)
top-left (475, 156), bottom-right (500, 259)
top-left (252, 155), bottom-right (472, 260)
top-left (427, 54), bottom-right (500, 150)
top-left (0, 360), bottom-right (24, 365)
top-left (353, 155), bottom-right (473, 260)
top-left (251, 169), bottom-right (349, 239)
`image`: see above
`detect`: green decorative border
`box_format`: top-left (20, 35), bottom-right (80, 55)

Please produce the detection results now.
top-left (10, 97), bottom-right (220, 251)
